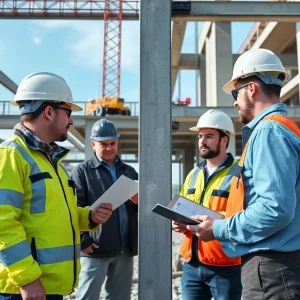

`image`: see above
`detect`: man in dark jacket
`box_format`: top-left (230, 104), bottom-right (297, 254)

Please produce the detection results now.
top-left (72, 119), bottom-right (138, 300)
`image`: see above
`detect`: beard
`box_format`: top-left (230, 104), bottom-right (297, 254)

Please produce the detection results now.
top-left (200, 142), bottom-right (221, 159)
top-left (238, 95), bottom-right (255, 124)
top-left (57, 132), bottom-right (68, 142)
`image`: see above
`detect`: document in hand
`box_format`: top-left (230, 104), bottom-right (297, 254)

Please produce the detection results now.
top-left (90, 175), bottom-right (138, 210)
top-left (152, 193), bottom-right (224, 225)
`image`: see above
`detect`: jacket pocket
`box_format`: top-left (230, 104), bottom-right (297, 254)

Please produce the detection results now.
top-left (209, 190), bottom-right (228, 212)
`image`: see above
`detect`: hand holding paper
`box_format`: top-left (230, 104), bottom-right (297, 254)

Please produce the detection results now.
top-left (91, 203), bottom-right (113, 224)
top-left (130, 193), bottom-right (139, 204)
top-left (90, 175), bottom-right (139, 210)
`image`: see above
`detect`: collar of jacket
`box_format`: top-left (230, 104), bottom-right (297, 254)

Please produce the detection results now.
top-left (14, 123), bottom-right (70, 161)
top-left (90, 152), bottom-right (125, 169)
top-left (197, 153), bottom-right (234, 171)
top-left (241, 103), bottom-right (288, 150)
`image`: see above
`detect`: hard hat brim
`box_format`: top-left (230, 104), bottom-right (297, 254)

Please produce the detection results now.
top-left (223, 79), bottom-right (235, 94)
top-left (70, 103), bottom-right (83, 111)
top-left (223, 71), bottom-right (291, 94)
top-left (190, 125), bottom-right (235, 138)
top-left (10, 100), bottom-right (83, 111)
top-left (92, 134), bottom-right (120, 142)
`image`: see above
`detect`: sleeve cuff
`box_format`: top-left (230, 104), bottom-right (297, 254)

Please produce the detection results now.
top-left (213, 219), bottom-right (229, 242)
top-left (9, 260), bottom-right (42, 288)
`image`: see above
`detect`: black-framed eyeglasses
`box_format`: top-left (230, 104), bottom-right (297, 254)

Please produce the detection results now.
top-left (231, 83), bottom-right (250, 101)
top-left (54, 106), bottom-right (72, 117)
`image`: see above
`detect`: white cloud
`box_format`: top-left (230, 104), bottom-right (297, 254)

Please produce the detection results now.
top-left (32, 36), bottom-right (42, 45)
top-left (33, 20), bottom-right (140, 71)
top-left (30, 27), bottom-right (43, 46)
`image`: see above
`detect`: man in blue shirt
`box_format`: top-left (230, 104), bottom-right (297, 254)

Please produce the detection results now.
top-left (186, 49), bottom-right (300, 300)
top-left (72, 119), bottom-right (138, 300)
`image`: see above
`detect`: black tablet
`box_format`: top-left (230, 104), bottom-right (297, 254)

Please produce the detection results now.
top-left (152, 204), bottom-right (201, 225)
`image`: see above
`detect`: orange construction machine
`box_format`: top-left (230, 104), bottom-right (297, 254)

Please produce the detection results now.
top-left (86, 97), bottom-right (131, 117)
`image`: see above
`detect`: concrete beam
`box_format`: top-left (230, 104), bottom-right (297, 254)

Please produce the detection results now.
top-left (67, 132), bottom-right (84, 152)
top-left (198, 22), bottom-right (212, 54)
top-left (251, 22), bottom-right (296, 53)
top-left (179, 54), bottom-right (200, 70)
top-left (173, 1), bottom-right (300, 22)
top-left (280, 74), bottom-right (299, 103)
top-left (68, 126), bottom-right (85, 145)
top-left (171, 20), bottom-right (187, 95)
top-left (0, 71), bottom-right (18, 94)
top-left (177, 54), bottom-right (298, 71)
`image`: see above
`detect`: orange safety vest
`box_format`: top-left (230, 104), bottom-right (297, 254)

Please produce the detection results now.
top-left (180, 161), bottom-right (241, 266)
top-left (226, 114), bottom-right (300, 218)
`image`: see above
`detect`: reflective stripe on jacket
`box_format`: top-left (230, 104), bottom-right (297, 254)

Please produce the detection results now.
top-left (0, 135), bottom-right (94, 295)
top-left (226, 115), bottom-right (300, 219)
top-left (180, 154), bottom-right (241, 266)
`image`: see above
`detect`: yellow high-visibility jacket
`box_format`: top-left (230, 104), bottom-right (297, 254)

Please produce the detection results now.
top-left (0, 135), bottom-right (97, 295)
top-left (179, 154), bottom-right (241, 266)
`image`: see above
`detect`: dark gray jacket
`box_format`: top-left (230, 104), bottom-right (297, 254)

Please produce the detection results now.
top-left (71, 153), bottom-right (138, 257)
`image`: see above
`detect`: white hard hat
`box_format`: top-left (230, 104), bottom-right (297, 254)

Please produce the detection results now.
top-left (11, 72), bottom-right (82, 111)
top-left (223, 49), bottom-right (290, 93)
top-left (190, 109), bottom-right (235, 137)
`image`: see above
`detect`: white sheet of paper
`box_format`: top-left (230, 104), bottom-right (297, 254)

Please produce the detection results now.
top-left (172, 195), bottom-right (223, 220)
top-left (90, 175), bottom-right (138, 210)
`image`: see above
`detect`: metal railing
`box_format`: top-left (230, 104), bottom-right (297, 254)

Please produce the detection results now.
top-left (0, 100), bottom-right (139, 116)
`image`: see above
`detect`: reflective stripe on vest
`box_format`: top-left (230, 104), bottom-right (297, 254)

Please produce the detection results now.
top-left (0, 241), bottom-right (81, 267)
top-left (219, 161), bottom-right (239, 191)
top-left (226, 115), bottom-right (300, 218)
top-left (37, 244), bottom-right (81, 265)
top-left (0, 240), bottom-right (31, 267)
top-left (2, 141), bottom-right (47, 214)
top-left (0, 190), bottom-right (23, 209)
top-left (187, 167), bottom-right (201, 194)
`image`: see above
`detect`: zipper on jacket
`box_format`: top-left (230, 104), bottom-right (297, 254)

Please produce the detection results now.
top-left (45, 155), bottom-right (77, 289)
top-left (196, 163), bottom-right (230, 263)
top-left (103, 166), bottom-right (124, 255)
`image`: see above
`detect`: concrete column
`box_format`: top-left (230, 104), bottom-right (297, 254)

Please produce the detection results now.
top-left (139, 0), bottom-right (172, 298)
top-left (184, 143), bottom-right (196, 179)
top-left (206, 22), bottom-right (233, 106)
top-left (84, 119), bottom-right (94, 160)
top-left (296, 23), bottom-right (300, 103)
top-left (198, 53), bottom-right (206, 107)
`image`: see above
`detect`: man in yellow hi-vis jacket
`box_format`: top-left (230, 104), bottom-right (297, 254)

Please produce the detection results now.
top-left (0, 72), bottom-right (113, 300)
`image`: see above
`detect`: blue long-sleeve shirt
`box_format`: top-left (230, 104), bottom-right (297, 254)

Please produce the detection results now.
top-left (97, 156), bottom-right (129, 247)
top-left (213, 103), bottom-right (300, 257)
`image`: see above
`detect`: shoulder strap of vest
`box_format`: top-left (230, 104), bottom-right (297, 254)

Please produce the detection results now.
top-left (262, 114), bottom-right (300, 138)
top-left (218, 161), bottom-right (240, 191)
top-left (239, 114), bottom-right (300, 167)
top-left (188, 167), bottom-right (201, 190)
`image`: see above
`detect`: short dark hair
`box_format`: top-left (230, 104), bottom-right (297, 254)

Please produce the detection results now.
top-left (236, 75), bottom-right (282, 98)
top-left (20, 101), bottom-right (64, 123)
top-left (217, 129), bottom-right (230, 149)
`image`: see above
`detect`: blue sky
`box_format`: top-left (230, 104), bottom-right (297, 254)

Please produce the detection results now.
top-left (0, 19), bottom-right (253, 141)
top-left (0, 20), bottom-right (253, 102)
top-left (0, 19), bottom-right (254, 185)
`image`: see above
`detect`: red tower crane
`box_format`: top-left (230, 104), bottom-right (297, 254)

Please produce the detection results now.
top-left (102, 0), bottom-right (122, 98)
